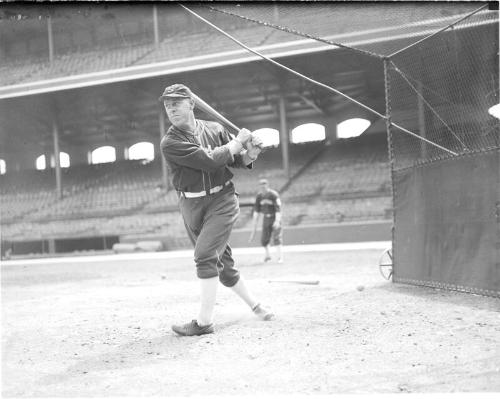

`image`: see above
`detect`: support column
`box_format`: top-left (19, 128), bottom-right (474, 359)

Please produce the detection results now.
top-left (158, 106), bottom-right (169, 190)
top-left (47, 16), bottom-right (54, 64)
top-left (278, 95), bottom-right (290, 179)
top-left (153, 4), bottom-right (160, 48)
top-left (52, 119), bottom-right (63, 199)
top-left (323, 115), bottom-right (338, 145)
top-left (113, 143), bottom-right (127, 161)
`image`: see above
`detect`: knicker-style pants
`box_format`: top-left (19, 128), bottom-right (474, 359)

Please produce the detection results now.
top-left (261, 214), bottom-right (283, 247)
top-left (178, 184), bottom-right (240, 287)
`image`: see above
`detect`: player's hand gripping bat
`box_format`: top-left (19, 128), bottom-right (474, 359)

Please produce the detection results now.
top-left (192, 92), bottom-right (264, 152)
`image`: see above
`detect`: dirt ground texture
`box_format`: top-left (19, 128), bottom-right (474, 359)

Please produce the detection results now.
top-left (2, 248), bottom-right (500, 397)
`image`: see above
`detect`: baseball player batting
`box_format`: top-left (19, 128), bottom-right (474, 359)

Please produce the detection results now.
top-left (159, 83), bottom-right (274, 337)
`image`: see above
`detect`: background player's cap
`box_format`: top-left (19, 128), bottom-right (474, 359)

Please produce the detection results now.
top-left (158, 84), bottom-right (194, 102)
top-left (259, 178), bottom-right (269, 185)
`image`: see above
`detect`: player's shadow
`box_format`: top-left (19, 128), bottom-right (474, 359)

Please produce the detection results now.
top-left (374, 281), bottom-right (499, 311)
top-left (37, 317), bottom-right (250, 387)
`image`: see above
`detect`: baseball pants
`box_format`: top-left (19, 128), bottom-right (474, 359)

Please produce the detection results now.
top-left (261, 215), bottom-right (283, 247)
top-left (179, 184), bottom-right (241, 287)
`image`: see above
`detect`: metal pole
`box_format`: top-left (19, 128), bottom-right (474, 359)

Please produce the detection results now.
top-left (278, 94), bottom-right (290, 178)
top-left (417, 80), bottom-right (427, 160)
top-left (52, 119), bottom-right (62, 199)
top-left (383, 58), bottom-right (396, 278)
top-left (158, 107), bottom-right (169, 190)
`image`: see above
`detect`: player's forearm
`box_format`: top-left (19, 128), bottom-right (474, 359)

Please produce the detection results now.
top-left (225, 138), bottom-right (244, 156)
top-left (275, 212), bottom-right (281, 223)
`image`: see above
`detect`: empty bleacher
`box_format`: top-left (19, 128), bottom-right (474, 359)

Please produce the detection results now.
top-left (1, 137), bottom-right (393, 245)
top-left (282, 134), bottom-right (390, 202)
top-left (32, 160), bottom-right (164, 220)
top-left (0, 10), bottom-right (335, 87)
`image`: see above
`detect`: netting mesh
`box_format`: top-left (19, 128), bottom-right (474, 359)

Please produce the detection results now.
top-left (180, 2), bottom-right (387, 120)
top-left (182, 3), bottom-right (498, 170)
top-left (388, 9), bottom-right (499, 170)
top-left (195, 2), bottom-right (483, 58)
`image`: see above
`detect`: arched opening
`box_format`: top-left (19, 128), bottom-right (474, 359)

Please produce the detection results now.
top-left (91, 146), bottom-right (116, 164)
top-left (128, 142), bottom-right (155, 161)
top-left (337, 118), bottom-right (371, 139)
top-left (0, 159), bottom-right (5, 175)
top-left (291, 123), bottom-right (326, 144)
top-left (35, 155), bottom-right (46, 170)
top-left (51, 152), bottom-right (70, 168)
top-left (488, 104), bottom-right (500, 119)
top-left (252, 128), bottom-right (280, 148)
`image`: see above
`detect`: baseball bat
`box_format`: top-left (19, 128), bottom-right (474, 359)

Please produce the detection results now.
top-left (192, 92), bottom-right (240, 134)
top-left (268, 280), bottom-right (320, 285)
top-left (192, 92), bottom-right (264, 152)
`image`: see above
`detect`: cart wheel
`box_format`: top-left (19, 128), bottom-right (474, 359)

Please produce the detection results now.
top-left (379, 247), bottom-right (393, 280)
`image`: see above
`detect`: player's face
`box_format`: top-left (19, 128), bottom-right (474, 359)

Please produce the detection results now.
top-left (259, 182), bottom-right (269, 193)
top-left (164, 98), bottom-right (194, 128)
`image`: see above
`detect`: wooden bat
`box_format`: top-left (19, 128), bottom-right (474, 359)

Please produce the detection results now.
top-left (192, 92), bottom-right (264, 151)
top-left (191, 92), bottom-right (240, 134)
top-left (268, 280), bottom-right (320, 285)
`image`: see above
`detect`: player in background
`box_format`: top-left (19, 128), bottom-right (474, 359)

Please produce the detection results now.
top-left (159, 84), bottom-right (274, 337)
top-left (249, 178), bottom-right (284, 263)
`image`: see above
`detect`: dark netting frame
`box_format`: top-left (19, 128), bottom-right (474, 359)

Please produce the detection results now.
top-left (384, 9), bottom-right (499, 297)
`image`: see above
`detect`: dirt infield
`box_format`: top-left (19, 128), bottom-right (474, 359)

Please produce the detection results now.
top-left (2, 247), bottom-right (500, 396)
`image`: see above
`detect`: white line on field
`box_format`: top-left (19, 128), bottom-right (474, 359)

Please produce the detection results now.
top-left (0, 241), bottom-right (391, 267)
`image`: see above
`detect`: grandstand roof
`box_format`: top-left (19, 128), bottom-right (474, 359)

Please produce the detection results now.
top-left (0, 2), bottom-right (495, 160)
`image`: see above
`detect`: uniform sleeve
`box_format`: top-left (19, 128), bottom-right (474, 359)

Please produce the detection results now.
top-left (161, 134), bottom-right (233, 173)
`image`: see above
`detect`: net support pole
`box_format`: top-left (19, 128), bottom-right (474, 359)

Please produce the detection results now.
top-left (417, 80), bottom-right (428, 160)
top-left (383, 57), bottom-right (396, 266)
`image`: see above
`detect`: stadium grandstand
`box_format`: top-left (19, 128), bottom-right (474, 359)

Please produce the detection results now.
top-left (0, 2), bottom-right (493, 257)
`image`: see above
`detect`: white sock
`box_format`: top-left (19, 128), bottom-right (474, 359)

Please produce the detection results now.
top-left (230, 278), bottom-right (258, 310)
top-left (197, 276), bottom-right (219, 326)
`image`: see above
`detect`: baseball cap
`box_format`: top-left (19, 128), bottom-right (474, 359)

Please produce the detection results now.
top-left (259, 178), bottom-right (269, 185)
top-left (158, 84), bottom-right (194, 102)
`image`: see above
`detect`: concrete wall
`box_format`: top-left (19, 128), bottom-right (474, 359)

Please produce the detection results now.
top-left (121, 220), bottom-right (393, 249)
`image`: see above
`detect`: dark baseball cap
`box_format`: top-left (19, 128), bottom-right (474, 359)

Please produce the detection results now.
top-left (158, 84), bottom-right (194, 102)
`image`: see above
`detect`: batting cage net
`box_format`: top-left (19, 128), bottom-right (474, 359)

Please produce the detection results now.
top-left (179, 2), bottom-right (500, 297)
top-left (387, 8), bottom-right (499, 170)
top-left (181, 2), bottom-right (499, 165)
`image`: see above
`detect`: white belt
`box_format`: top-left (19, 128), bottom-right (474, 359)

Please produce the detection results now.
top-left (182, 181), bottom-right (231, 198)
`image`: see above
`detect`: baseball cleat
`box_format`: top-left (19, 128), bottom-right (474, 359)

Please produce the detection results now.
top-left (252, 303), bottom-right (275, 321)
top-left (264, 256), bottom-right (272, 262)
top-left (172, 320), bottom-right (214, 336)
top-left (277, 258), bottom-right (283, 264)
